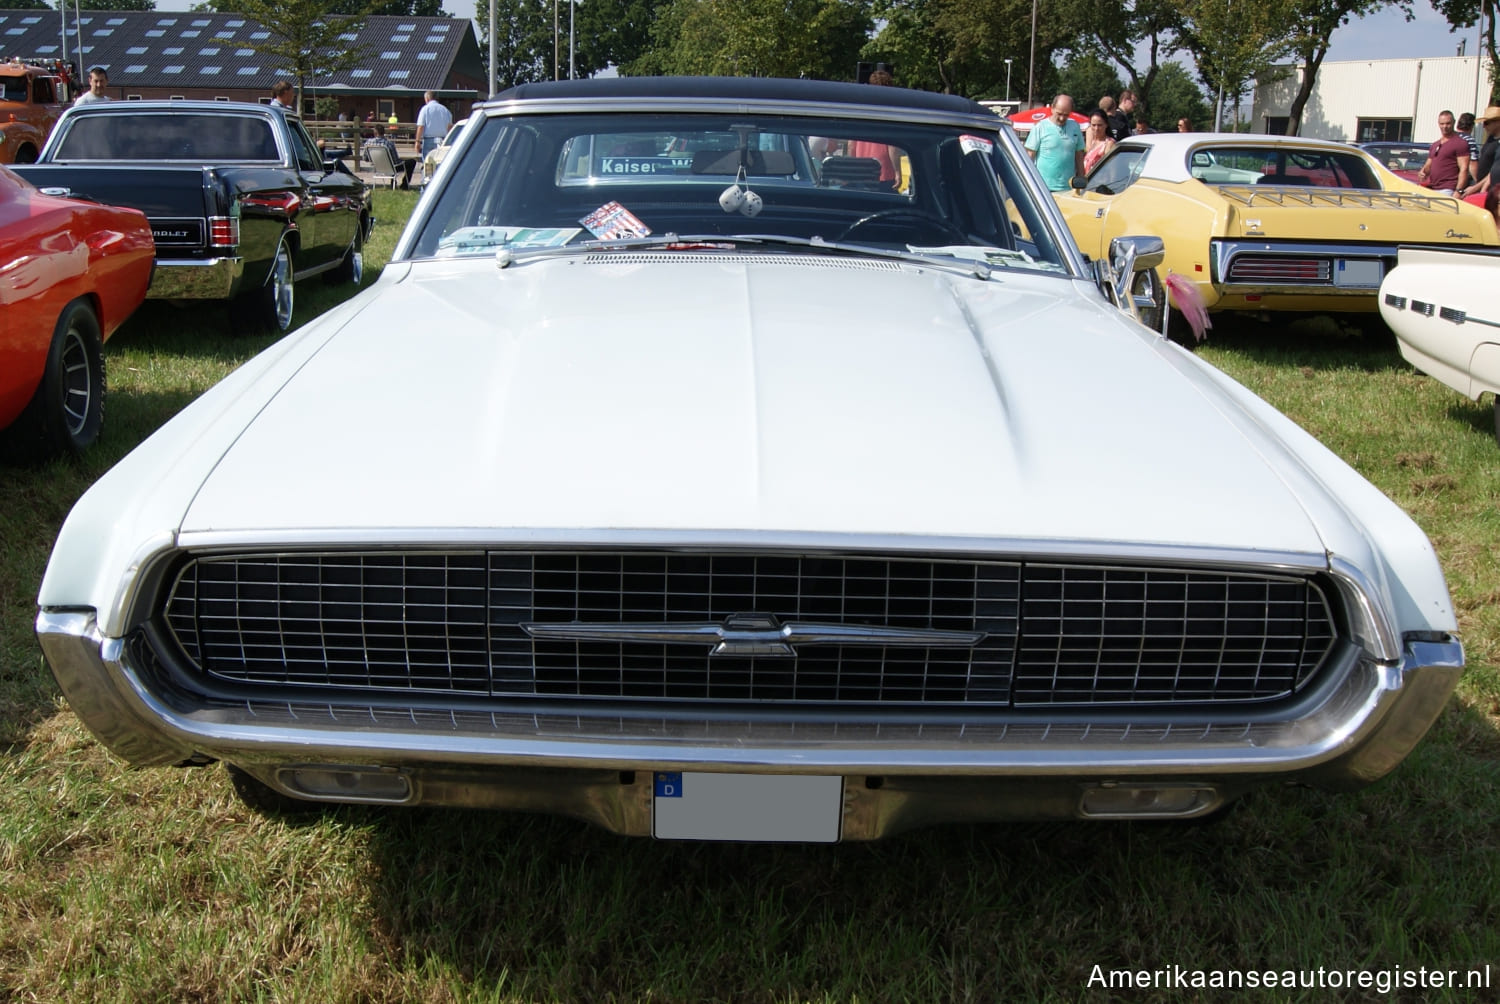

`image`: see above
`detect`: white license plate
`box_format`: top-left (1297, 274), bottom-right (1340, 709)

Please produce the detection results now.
top-left (1334, 258), bottom-right (1383, 288)
top-left (652, 772), bottom-right (843, 842)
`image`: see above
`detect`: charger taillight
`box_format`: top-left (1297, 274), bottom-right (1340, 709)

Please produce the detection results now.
top-left (209, 216), bottom-right (239, 247)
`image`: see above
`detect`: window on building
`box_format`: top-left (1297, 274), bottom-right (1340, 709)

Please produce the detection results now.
top-left (1263, 116), bottom-right (1290, 136)
top-left (1356, 118), bottom-right (1413, 143)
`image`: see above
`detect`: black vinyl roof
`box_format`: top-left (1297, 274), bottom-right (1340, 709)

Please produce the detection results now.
top-left (496, 77), bottom-right (991, 118)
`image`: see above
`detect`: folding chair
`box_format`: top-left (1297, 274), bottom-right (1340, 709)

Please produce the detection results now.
top-left (365, 142), bottom-right (401, 190)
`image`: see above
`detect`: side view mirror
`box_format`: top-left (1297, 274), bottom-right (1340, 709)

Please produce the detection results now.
top-left (1096, 236), bottom-right (1167, 331)
top-left (1070, 175), bottom-right (1087, 191)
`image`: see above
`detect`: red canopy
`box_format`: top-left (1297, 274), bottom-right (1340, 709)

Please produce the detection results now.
top-left (1008, 107), bottom-right (1089, 129)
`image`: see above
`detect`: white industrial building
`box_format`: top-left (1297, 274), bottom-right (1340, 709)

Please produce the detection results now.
top-left (1251, 54), bottom-right (1494, 143)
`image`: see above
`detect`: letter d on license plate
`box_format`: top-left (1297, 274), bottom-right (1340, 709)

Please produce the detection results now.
top-left (652, 772), bottom-right (843, 842)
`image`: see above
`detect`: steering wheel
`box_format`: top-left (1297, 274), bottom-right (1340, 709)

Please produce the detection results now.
top-left (834, 208), bottom-right (970, 245)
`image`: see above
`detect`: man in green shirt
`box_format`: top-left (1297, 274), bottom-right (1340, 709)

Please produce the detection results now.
top-left (1025, 94), bottom-right (1085, 192)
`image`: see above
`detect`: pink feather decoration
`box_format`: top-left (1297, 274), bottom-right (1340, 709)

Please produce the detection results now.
top-left (1164, 271), bottom-right (1211, 342)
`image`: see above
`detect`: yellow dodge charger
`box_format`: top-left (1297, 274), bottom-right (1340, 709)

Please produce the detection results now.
top-left (1054, 133), bottom-right (1499, 318)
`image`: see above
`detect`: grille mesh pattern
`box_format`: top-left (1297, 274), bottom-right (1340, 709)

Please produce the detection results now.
top-left (164, 551), bottom-right (1338, 707)
top-left (1013, 565), bottom-right (1334, 705)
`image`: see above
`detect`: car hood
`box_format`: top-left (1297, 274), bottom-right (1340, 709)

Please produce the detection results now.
top-left (180, 254), bottom-right (1327, 555)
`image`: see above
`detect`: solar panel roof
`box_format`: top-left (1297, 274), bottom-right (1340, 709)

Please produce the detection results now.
top-left (0, 10), bottom-right (478, 93)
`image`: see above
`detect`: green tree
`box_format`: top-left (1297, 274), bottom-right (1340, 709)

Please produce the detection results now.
top-left (8, 0), bottom-right (50, 10)
top-left (477, 0), bottom-right (667, 87)
top-left (924, 0), bottom-right (1079, 101)
top-left (1140, 58), bottom-right (1210, 130)
top-left (1176, 0), bottom-right (1297, 129)
top-left (207, 0), bottom-right (369, 110)
top-left (625, 0), bottom-right (871, 80)
top-left (1057, 51), bottom-right (1124, 112)
top-left (1431, 0), bottom-right (1498, 102)
top-left (1279, 0), bottom-right (1409, 134)
top-left (573, 0), bottom-right (674, 78)
top-left (474, 0), bottom-right (551, 85)
top-left (1058, 0), bottom-right (1183, 120)
top-left (862, 0), bottom-right (959, 93)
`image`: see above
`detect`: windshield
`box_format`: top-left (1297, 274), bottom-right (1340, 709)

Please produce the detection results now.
top-left (408, 110), bottom-right (1070, 273)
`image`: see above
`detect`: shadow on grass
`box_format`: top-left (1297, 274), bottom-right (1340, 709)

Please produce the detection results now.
top-left (111, 281), bottom-right (369, 359)
top-left (1202, 312), bottom-right (1409, 374)
top-left (1444, 396), bottom-right (1496, 442)
top-left (354, 696), bottom-right (1500, 1000)
top-left (0, 384), bottom-right (210, 743)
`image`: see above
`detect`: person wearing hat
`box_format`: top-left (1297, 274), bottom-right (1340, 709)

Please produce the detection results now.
top-left (1460, 105), bottom-right (1500, 201)
top-left (72, 66), bottom-right (111, 105)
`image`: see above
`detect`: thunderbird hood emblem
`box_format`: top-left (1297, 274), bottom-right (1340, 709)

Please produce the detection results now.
top-left (521, 613), bottom-right (986, 658)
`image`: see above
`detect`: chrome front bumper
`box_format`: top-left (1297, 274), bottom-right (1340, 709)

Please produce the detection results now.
top-left (146, 256), bottom-right (245, 300)
top-left (36, 609), bottom-right (1463, 836)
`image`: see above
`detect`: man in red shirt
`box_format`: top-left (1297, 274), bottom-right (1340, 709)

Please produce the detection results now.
top-left (1418, 109), bottom-right (1470, 194)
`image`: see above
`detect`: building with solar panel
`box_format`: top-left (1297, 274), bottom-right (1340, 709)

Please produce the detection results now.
top-left (0, 9), bottom-right (483, 122)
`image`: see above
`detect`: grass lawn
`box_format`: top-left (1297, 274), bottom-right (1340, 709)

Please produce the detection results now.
top-left (1, 192), bottom-right (1496, 1002)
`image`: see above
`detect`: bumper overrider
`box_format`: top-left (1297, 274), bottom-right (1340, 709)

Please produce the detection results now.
top-left (36, 601), bottom-right (1462, 838)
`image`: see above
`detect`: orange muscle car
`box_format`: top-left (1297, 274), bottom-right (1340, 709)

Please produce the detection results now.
top-left (0, 165), bottom-right (154, 459)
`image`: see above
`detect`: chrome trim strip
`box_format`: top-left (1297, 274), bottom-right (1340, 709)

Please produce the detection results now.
top-left (481, 94), bottom-right (1006, 132)
top-left (1327, 555), bottom-right (1402, 663)
top-left (520, 616), bottom-right (987, 657)
top-left (170, 528), bottom-right (1330, 569)
top-left (35, 610), bottom-right (1462, 784)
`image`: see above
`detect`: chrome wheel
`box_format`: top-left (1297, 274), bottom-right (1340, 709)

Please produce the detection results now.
top-left (350, 250), bottom-right (363, 285)
top-left (270, 241), bottom-right (294, 331)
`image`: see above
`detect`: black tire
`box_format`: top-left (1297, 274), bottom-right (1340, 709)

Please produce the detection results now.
top-left (226, 764), bottom-right (326, 818)
top-left (323, 224), bottom-right (365, 286)
top-left (14, 143), bottom-right (38, 164)
top-left (232, 236), bottom-right (294, 335)
top-left (1493, 395), bottom-right (1499, 449)
top-left (0, 300), bottom-right (105, 462)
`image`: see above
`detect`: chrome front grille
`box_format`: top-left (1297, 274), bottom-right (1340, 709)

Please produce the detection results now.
top-left (162, 551), bottom-right (1339, 708)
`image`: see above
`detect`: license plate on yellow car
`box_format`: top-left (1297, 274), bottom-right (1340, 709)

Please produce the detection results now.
top-left (652, 772), bottom-right (843, 842)
top-left (1334, 258), bottom-right (1383, 288)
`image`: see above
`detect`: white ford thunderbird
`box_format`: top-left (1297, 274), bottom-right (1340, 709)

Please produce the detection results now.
top-left (36, 78), bottom-right (1462, 841)
top-left (1380, 245), bottom-right (1500, 445)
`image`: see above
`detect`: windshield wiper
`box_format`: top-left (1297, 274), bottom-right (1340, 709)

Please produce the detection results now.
top-left (491, 232), bottom-right (997, 280)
